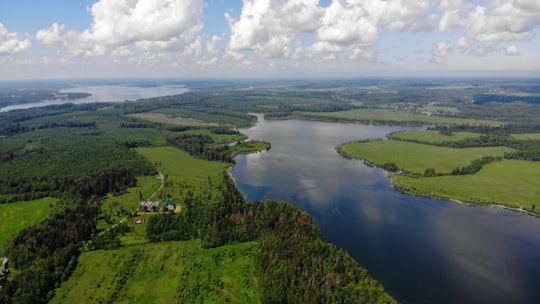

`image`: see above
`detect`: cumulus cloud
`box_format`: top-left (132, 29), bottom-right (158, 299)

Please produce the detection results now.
top-left (0, 23), bottom-right (31, 55)
top-left (433, 41), bottom-right (451, 57)
top-left (505, 44), bottom-right (520, 55)
top-left (43, 0), bottom-right (205, 57)
top-left (36, 23), bottom-right (65, 47)
top-left (226, 0), bottom-right (321, 59)
top-left (438, 0), bottom-right (540, 55)
top-left (226, 0), bottom-right (431, 62)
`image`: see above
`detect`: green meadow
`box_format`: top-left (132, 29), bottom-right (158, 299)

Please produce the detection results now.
top-left (389, 130), bottom-right (482, 143)
top-left (339, 140), bottom-right (514, 174)
top-left (511, 133), bottom-right (540, 140)
top-left (0, 197), bottom-right (56, 256)
top-left (129, 112), bottom-right (219, 127)
top-left (393, 160), bottom-right (540, 210)
top-left (50, 240), bottom-right (259, 304)
top-left (135, 146), bottom-right (229, 183)
top-left (177, 129), bottom-right (247, 144)
top-left (296, 108), bottom-right (505, 126)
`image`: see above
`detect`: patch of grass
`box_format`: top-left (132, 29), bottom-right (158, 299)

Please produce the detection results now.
top-left (425, 105), bottom-right (460, 114)
top-left (0, 197), bottom-right (56, 256)
top-left (135, 146), bottom-right (228, 182)
top-left (228, 141), bottom-right (271, 156)
top-left (511, 133), bottom-right (540, 140)
top-left (50, 240), bottom-right (259, 304)
top-left (393, 160), bottom-right (540, 210)
top-left (340, 140), bottom-right (514, 174)
top-left (297, 108), bottom-right (505, 126)
top-left (178, 129), bottom-right (247, 144)
top-left (129, 112), bottom-right (218, 127)
top-left (389, 130), bottom-right (482, 143)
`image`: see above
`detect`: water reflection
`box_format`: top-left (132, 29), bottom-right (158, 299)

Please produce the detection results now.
top-left (231, 114), bottom-right (540, 304)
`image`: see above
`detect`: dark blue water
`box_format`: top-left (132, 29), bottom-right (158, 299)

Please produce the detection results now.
top-left (231, 114), bottom-right (540, 304)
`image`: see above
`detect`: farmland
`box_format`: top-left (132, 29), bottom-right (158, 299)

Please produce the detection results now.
top-left (393, 160), bottom-right (540, 210)
top-left (338, 140), bottom-right (514, 174)
top-left (295, 108), bottom-right (506, 126)
top-left (388, 130), bottom-right (482, 143)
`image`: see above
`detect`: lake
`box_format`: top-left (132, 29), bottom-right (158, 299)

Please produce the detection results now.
top-left (231, 114), bottom-right (540, 304)
top-left (0, 84), bottom-right (188, 112)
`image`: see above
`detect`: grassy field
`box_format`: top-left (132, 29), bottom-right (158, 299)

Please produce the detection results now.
top-left (99, 175), bottom-right (162, 231)
top-left (511, 133), bottom-right (540, 140)
top-left (135, 146), bottom-right (229, 182)
top-left (129, 112), bottom-right (219, 127)
top-left (50, 240), bottom-right (259, 304)
top-left (389, 130), bottom-right (482, 143)
top-left (340, 140), bottom-right (514, 174)
top-left (0, 197), bottom-right (56, 256)
top-left (178, 129), bottom-right (247, 144)
top-left (296, 109), bottom-right (505, 126)
top-left (393, 160), bottom-right (540, 210)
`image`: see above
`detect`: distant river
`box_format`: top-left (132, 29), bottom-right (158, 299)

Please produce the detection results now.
top-left (0, 84), bottom-right (188, 112)
top-left (231, 114), bottom-right (540, 304)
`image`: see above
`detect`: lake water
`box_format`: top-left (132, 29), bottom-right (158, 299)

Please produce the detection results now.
top-left (0, 84), bottom-right (188, 112)
top-left (231, 114), bottom-right (540, 304)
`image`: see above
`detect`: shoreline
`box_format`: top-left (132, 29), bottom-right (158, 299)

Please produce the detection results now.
top-left (337, 146), bottom-right (540, 218)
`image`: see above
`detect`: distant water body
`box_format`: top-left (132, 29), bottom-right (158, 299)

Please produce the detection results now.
top-left (0, 84), bottom-right (188, 112)
top-left (231, 114), bottom-right (540, 304)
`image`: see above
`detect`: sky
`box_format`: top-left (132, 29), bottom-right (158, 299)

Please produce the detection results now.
top-left (0, 0), bottom-right (539, 80)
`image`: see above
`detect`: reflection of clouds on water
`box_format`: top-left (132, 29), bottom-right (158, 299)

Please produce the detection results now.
top-left (429, 206), bottom-right (530, 302)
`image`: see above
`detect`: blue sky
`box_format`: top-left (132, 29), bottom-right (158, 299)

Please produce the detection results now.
top-left (1, 0), bottom-right (539, 80)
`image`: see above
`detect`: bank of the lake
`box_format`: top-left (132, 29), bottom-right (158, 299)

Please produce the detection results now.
top-left (231, 114), bottom-right (540, 304)
top-left (337, 140), bottom-right (539, 215)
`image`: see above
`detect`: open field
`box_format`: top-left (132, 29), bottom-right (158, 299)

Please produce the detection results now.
top-left (0, 197), bottom-right (56, 256)
top-left (135, 146), bottom-right (229, 182)
top-left (339, 140), bottom-right (514, 174)
top-left (393, 160), bottom-right (540, 211)
top-left (511, 133), bottom-right (540, 140)
top-left (129, 112), bottom-right (219, 127)
top-left (296, 109), bottom-right (506, 126)
top-left (50, 240), bottom-right (259, 304)
top-left (178, 129), bottom-right (247, 144)
top-left (389, 130), bottom-right (482, 143)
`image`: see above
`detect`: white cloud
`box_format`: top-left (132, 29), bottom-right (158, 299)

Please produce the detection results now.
top-left (456, 37), bottom-right (469, 49)
top-left (410, 14), bottom-right (440, 33)
top-left (505, 44), bottom-right (520, 55)
top-left (0, 23), bottom-right (31, 55)
top-left (438, 0), bottom-right (540, 55)
top-left (110, 45), bottom-right (134, 57)
top-left (48, 0), bottom-right (205, 57)
top-left (226, 0), bottom-right (321, 59)
top-left (36, 23), bottom-right (65, 47)
top-left (226, 0), bottom-right (431, 63)
top-left (206, 35), bottom-right (223, 55)
top-left (433, 41), bottom-right (451, 57)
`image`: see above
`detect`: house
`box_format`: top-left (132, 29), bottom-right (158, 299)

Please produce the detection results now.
top-left (164, 200), bottom-right (176, 211)
top-left (140, 201), bottom-right (160, 212)
top-left (0, 257), bottom-right (9, 279)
